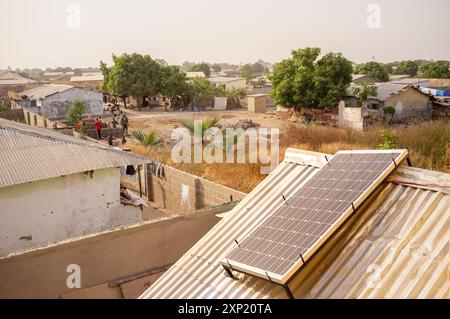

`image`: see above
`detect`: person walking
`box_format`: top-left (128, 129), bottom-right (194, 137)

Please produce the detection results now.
top-left (95, 118), bottom-right (103, 139)
top-left (121, 114), bottom-right (129, 134)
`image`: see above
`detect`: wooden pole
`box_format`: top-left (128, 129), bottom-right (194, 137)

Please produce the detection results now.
top-left (138, 165), bottom-right (143, 198)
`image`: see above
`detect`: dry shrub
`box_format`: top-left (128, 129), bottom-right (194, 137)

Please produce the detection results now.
top-left (126, 120), bottom-right (449, 192)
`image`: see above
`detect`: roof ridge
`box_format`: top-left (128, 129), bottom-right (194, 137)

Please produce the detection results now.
top-left (0, 124), bottom-right (147, 161)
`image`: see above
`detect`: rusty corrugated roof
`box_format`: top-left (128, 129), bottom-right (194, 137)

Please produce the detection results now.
top-left (0, 119), bottom-right (150, 189)
top-left (140, 149), bottom-right (449, 299)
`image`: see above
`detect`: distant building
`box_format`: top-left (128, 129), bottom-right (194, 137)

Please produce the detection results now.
top-left (0, 70), bottom-right (37, 106)
top-left (70, 73), bottom-right (104, 90)
top-left (388, 77), bottom-right (430, 87)
top-left (0, 119), bottom-right (150, 256)
top-left (12, 84), bottom-right (103, 120)
top-left (346, 82), bottom-right (432, 121)
top-left (351, 74), bottom-right (378, 83)
top-left (208, 76), bottom-right (247, 90)
top-left (388, 74), bottom-right (411, 81)
top-left (185, 71), bottom-right (206, 79)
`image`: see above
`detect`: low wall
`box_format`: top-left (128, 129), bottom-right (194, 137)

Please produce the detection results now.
top-left (22, 108), bottom-right (73, 135)
top-left (145, 164), bottom-right (246, 212)
top-left (0, 206), bottom-right (232, 298)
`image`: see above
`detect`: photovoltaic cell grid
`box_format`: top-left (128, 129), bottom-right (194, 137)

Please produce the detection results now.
top-left (225, 151), bottom-right (405, 281)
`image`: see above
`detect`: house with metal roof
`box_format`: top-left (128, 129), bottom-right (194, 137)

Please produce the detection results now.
top-left (0, 70), bottom-right (37, 106)
top-left (12, 84), bottom-right (103, 120)
top-left (185, 71), bottom-right (206, 80)
top-left (351, 74), bottom-right (378, 84)
top-left (208, 76), bottom-right (247, 90)
top-left (140, 148), bottom-right (449, 299)
top-left (0, 119), bottom-right (150, 257)
top-left (345, 82), bottom-right (432, 122)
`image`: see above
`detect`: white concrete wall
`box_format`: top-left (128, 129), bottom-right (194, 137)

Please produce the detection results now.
top-left (226, 79), bottom-right (246, 90)
top-left (338, 100), bottom-right (364, 130)
top-left (0, 167), bottom-right (142, 256)
top-left (42, 87), bottom-right (103, 120)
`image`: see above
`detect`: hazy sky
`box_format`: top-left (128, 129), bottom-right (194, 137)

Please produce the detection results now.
top-left (1, 0), bottom-right (449, 69)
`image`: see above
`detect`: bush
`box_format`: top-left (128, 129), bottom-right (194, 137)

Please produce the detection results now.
top-left (0, 104), bottom-right (8, 113)
top-left (132, 130), bottom-right (162, 147)
top-left (66, 100), bottom-right (86, 126)
top-left (378, 129), bottom-right (398, 149)
top-left (383, 106), bottom-right (396, 115)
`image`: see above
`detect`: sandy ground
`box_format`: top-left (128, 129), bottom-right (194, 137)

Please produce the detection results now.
top-left (122, 106), bottom-right (290, 142)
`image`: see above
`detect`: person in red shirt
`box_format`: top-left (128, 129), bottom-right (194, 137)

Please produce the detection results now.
top-left (95, 118), bottom-right (103, 139)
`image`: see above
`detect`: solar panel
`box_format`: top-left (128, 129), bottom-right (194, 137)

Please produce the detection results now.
top-left (222, 149), bottom-right (408, 284)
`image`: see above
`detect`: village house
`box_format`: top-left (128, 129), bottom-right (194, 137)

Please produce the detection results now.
top-left (140, 148), bottom-right (449, 299)
top-left (185, 71), bottom-right (206, 80)
top-left (70, 72), bottom-right (104, 90)
top-left (11, 84), bottom-right (103, 120)
top-left (0, 119), bottom-right (150, 257)
top-left (351, 74), bottom-right (378, 83)
top-left (0, 69), bottom-right (37, 106)
top-left (208, 76), bottom-right (247, 90)
top-left (345, 82), bottom-right (432, 122)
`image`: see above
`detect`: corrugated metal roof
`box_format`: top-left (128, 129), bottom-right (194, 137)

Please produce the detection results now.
top-left (0, 71), bottom-right (36, 85)
top-left (19, 84), bottom-right (73, 100)
top-left (140, 149), bottom-right (449, 299)
top-left (185, 72), bottom-right (206, 79)
top-left (70, 74), bottom-right (104, 82)
top-left (347, 83), bottom-right (429, 101)
top-left (0, 119), bottom-right (150, 189)
top-left (209, 77), bottom-right (245, 84)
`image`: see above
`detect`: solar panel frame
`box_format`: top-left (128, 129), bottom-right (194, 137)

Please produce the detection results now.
top-left (222, 149), bottom-right (408, 284)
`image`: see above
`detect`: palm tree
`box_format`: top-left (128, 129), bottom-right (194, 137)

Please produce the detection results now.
top-left (180, 117), bottom-right (219, 143)
top-left (132, 130), bottom-right (163, 148)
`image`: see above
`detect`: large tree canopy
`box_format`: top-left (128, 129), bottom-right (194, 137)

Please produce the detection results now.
top-left (158, 65), bottom-right (188, 98)
top-left (269, 48), bottom-right (352, 109)
top-left (189, 62), bottom-right (211, 77)
top-left (419, 61), bottom-right (450, 79)
top-left (354, 62), bottom-right (390, 82)
top-left (394, 60), bottom-right (419, 77)
top-left (106, 53), bottom-right (161, 97)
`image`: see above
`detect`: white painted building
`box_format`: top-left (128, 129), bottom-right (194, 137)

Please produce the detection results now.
top-left (12, 84), bottom-right (103, 120)
top-left (0, 119), bottom-right (150, 256)
top-left (208, 76), bottom-right (247, 90)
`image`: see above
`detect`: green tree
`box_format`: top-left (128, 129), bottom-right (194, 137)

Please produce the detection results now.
top-left (419, 61), bottom-right (450, 78)
top-left (66, 100), bottom-right (86, 125)
top-left (211, 63), bottom-right (222, 72)
top-left (269, 47), bottom-right (352, 110)
top-left (106, 53), bottom-right (161, 107)
top-left (181, 117), bottom-right (219, 143)
top-left (394, 60), bottom-right (419, 77)
top-left (99, 60), bottom-right (111, 93)
top-left (190, 62), bottom-right (211, 77)
top-left (314, 52), bottom-right (353, 107)
top-left (352, 82), bottom-right (378, 106)
top-left (132, 130), bottom-right (163, 148)
top-left (189, 78), bottom-right (217, 98)
top-left (251, 62), bottom-right (264, 74)
top-left (158, 66), bottom-right (188, 98)
top-left (354, 62), bottom-right (390, 82)
top-left (240, 64), bottom-right (253, 79)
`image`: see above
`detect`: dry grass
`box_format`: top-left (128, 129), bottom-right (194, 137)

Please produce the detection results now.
top-left (126, 120), bottom-right (449, 192)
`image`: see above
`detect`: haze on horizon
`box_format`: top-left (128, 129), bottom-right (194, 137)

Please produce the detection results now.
top-left (1, 0), bottom-right (449, 69)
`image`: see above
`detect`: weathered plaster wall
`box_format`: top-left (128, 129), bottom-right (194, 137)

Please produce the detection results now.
top-left (338, 100), bottom-right (364, 130)
top-left (42, 87), bottom-right (103, 120)
top-left (0, 206), bottom-right (230, 298)
top-left (385, 87), bottom-right (430, 120)
top-left (0, 167), bottom-right (142, 256)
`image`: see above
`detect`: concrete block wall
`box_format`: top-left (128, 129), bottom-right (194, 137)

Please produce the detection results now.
top-left (143, 164), bottom-right (246, 212)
